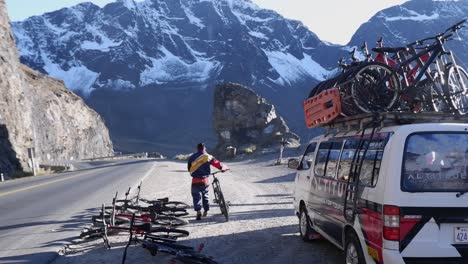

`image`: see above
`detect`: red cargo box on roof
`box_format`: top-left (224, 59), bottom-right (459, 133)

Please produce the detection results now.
top-left (303, 88), bottom-right (341, 129)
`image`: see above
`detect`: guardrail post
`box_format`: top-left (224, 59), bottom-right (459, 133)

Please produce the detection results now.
top-left (1, 173), bottom-right (4, 182)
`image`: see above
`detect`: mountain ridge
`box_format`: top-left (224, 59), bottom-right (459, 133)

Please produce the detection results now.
top-left (10, 0), bottom-right (468, 155)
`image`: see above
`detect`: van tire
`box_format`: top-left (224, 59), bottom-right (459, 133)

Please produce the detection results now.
top-left (345, 231), bottom-right (365, 264)
top-left (299, 206), bottom-right (318, 242)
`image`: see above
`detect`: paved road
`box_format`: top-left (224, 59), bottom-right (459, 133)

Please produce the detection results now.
top-left (0, 159), bottom-right (158, 264)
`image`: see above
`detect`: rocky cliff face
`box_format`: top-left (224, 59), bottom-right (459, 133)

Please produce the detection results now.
top-left (0, 0), bottom-right (113, 176)
top-left (214, 83), bottom-right (299, 156)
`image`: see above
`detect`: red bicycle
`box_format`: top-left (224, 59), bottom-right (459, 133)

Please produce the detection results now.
top-left (353, 20), bottom-right (467, 114)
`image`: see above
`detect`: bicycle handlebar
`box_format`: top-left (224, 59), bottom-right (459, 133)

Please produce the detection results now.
top-left (406, 19), bottom-right (466, 46)
top-left (211, 169), bottom-right (230, 176)
top-left (445, 19), bottom-right (466, 34)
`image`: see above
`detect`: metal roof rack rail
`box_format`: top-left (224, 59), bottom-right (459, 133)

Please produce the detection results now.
top-left (318, 112), bottom-right (468, 132)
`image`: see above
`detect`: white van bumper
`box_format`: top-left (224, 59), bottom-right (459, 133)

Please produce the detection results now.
top-left (382, 249), bottom-right (404, 264)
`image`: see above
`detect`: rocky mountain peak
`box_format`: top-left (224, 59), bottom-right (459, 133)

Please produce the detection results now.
top-left (10, 0), bottom-right (468, 155)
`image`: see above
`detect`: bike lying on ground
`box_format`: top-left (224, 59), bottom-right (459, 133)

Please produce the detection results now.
top-left (211, 170), bottom-right (229, 222)
top-left (80, 204), bottom-right (190, 243)
top-left (141, 235), bottom-right (218, 264)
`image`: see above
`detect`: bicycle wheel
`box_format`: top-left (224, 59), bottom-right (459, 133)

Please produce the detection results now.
top-left (163, 201), bottom-right (190, 210)
top-left (154, 215), bottom-right (189, 226)
top-left (214, 185), bottom-right (229, 221)
top-left (158, 209), bottom-right (189, 217)
top-left (149, 227), bottom-right (190, 239)
top-left (445, 65), bottom-right (468, 114)
top-left (351, 62), bottom-right (400, 113)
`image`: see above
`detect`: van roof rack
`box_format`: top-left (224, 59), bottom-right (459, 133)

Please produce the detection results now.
top-left (319, 112), bottom-right (468, 132)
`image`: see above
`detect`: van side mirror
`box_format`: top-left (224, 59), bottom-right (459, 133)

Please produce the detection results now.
top-left (288, 159), bottom-right (300, 170)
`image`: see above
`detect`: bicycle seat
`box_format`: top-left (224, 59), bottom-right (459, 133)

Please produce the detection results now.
top-left (372, 47), bottom-right (407, 53)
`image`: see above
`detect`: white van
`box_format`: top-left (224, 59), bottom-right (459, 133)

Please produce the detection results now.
top-left (290, 113), bottom-right (468, 264)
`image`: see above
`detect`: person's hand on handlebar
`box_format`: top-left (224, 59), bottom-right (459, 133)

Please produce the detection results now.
top-left (221, 166), bottom-right (230, 173)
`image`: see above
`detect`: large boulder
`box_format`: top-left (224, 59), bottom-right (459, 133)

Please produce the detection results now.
top-left (214, 83), bottom-right (299, 156)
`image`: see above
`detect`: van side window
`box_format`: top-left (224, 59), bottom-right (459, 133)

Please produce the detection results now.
top-left (337, 138), bottom-right (386, 187)
top-left (325, 142), bottom-right (344, 178)
top-left (360, 139), bottom-right (385, 187)
top-left (337, 142), bottom-right (355, 181)
top-left (299, 143), bottom-right (317, 170)
top-left (314, 142), bottom-right (331, 177)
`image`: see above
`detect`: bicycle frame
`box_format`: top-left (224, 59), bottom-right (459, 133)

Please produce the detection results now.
top-left (211, 171), bottom-right (229, 221)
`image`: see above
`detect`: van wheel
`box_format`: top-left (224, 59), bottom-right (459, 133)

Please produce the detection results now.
top-left (299, 206), bottom-right (318, 242)
top-left (345, 232), bottom-right (365, 264)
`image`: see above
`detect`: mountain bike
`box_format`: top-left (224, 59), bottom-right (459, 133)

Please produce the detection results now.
top-left (115, 184), bottom-right (190, 212)
top-left (107, 190), bottom-right (189, 217)
top-left (308, 47), bottom-right (400, 116)
top-left (358, 19), bottom-right (468, 114)
top-left (81, 204), bottom-right (189, 241)
top-left (211, 170), bottom-right (229, 222)
top-left (92, 211), bottom-right (188, 227)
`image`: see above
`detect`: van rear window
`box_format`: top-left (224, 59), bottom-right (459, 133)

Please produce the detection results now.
top-left (402, 133), bottom-right (468, 192)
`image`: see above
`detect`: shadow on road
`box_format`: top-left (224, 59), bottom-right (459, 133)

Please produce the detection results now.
top-left (254, 173), bottom-right (295, 183)
top-left (255, 194), bottom-right (292, 198)
top-left (177, 225), bottom-right (342, 264)
top-left (0, 207), bottom-right (100, 234)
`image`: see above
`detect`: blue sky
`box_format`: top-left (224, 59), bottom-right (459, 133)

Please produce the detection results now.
top-left (5, 0), bottom-right (407, 44)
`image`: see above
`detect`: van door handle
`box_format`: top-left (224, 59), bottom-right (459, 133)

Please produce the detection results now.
top-left (307, 176), bottom-right (310, 180)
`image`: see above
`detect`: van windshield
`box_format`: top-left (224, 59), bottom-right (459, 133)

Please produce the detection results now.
top-left (402, 132), bottom-right (468, 192)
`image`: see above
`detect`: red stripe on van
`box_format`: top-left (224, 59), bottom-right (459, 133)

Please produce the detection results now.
top-left (359, 207), bottom-right (383, 263)
top-left (400, 216), bottom-right (422, 243)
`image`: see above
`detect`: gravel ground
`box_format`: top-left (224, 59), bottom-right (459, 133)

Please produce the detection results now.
top-left (53, 155), bottom-right (343, 264)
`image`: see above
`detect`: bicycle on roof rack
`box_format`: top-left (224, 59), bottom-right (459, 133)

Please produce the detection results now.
top-left (357, 19), bottom-right (467, 114)
top-left (211, 170), bottom-right (229, 222)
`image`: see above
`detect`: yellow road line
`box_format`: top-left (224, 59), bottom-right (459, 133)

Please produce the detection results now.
top-left (0, 168), bottom-right (106, 198)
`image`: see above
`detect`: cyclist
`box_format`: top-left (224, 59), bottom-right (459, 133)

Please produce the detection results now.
top-left (187, 143), bottom-right (228, 220)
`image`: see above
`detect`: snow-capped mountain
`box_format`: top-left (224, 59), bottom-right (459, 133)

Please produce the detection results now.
top-left (11, 0), bottom-right (468, 154)
top-left (349, 0), bottom-right (468, 64)
top-left (12, 0), bottom-right (344, 153)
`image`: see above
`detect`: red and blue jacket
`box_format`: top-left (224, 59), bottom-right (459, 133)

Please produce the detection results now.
top-left (187, 151), bottom-right (227, 185)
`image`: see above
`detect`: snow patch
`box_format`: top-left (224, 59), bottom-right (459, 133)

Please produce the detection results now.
top-left (384, 10), bottom-right (439, 22)
top-left (119, 0), bottom-right (136, 10)
top-left (264, 51), bottom-right (330, 86)
top-left (104, 79), bottom-right (136, 90)
top-left (12, 25), bottom-right (36, 57)
top-left (248, 31), bottom-right (268, 40)
top-left (81, 25), bottom-right (122, 51)
top-left (42, 54), bottom-right (99, 96)
top-left (182, 3), bottom-right (205, 28)
top-left (140, 47), bottom-right (221, 86)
